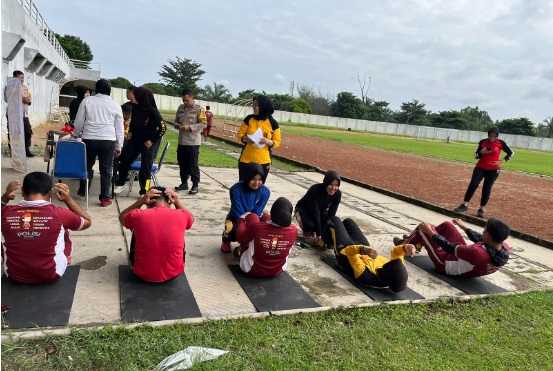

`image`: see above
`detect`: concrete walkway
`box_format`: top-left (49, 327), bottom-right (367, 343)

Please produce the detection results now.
top-left (2, 143), bottom-right (553, 333)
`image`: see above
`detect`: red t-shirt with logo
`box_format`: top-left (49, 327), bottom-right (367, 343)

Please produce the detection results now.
top-left (454, 242), bottom-right (511, 277)
top-left (236, 214), bottom-right (297, 278)
top-left (475, 139), bottom-right (512, 171)
top-left (124, 206), bottom-right (193, 282)
top-left (1, 200), bottom-right (83, 284)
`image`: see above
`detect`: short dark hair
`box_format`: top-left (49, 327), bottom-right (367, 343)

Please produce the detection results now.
top-left (127, 85), bottom-right (136, 91)
top-left (485, 218), bottom-right (510, 243)
top-left (181, 89), bottom-right (193, 97)
top-left (95, 79), bottom-right (111, 95)
top-left (22, 172), bottom-right (52, 196)
top-left (206, 105), bottom-right (210, 110)
top-left (121, 102), bottom-right (133, 114)
top-left (149, 186), bottom-right (170, 204)
top-left (13, 70), bottom-right (24, 77)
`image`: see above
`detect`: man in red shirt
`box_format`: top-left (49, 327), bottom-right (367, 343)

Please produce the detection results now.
top-left (1, 172), bottom-right (92, 284)
top-left (235, 197), bottom-right (297, 278)
top-left (395, 218), bottom-right (510, 277)
top-left (119, 186), bottom-right (194, 282)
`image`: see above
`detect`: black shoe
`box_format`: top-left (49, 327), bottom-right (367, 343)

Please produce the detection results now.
top-left (139, 189), bottom-right (146, 196)
top-left (175, 183), bottom-right (189, 191)
top-left (454, 204), bottom-right (468, 213)
top-left (26, 152), bottom-right (35, 158)
top-left (477, 209), bottom-right (485, 218)
top-left (189, 185), bottom-right (199, 195)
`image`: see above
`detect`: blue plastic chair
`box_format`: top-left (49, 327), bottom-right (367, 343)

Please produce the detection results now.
top-left (127, 141), bottom-right (170, 196)
top-left (52, 140), bottom-right (88, 209)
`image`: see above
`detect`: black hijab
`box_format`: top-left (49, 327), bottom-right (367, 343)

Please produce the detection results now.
top-left (271, 197), bottom-right (293, 227)
top-left (75, 85), bottom-right (89, 99)
top-left (133, 86), bottom-right (158, 109)
top-left (95, 79), bottom-right (111, 95)
top-left (253, 95), bottom-right (274, 121)
top-left (242, 162), bottom-right (265, 192)
top-left (321, 171), bottom-right (340, 193)
top-left (377, 259), bottom-right (408, 293)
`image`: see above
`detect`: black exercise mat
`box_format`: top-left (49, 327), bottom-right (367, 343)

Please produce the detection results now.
top-left (119, 265), bottom-right (202, 322)
top-left (404, 255), bottom-right (507, 294)
top-left (322, 257), bottom-right (424, 301)
top-left (1, 265), bottom-right (80, 329)
top-left (228, 265), bottom-right (320, 312)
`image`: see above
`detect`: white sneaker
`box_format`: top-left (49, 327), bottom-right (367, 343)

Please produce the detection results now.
top-left (113, 184), bottom-right (128, 194)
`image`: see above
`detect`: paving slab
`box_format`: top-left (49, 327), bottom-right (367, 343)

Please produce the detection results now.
top-left (2, 150), bottom-right (553, 331)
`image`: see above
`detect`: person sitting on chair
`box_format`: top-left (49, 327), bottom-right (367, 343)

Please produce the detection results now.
top-left (119, 187), bottom-right (193, 282)
top-left (1, 172), bottom-right (92, 284)
top-left (394, 218), bottom-right (510, 277)
top-left (323, 216), bottom-right (414, 292)
top-left (234, 197), bottom-right (297, 278)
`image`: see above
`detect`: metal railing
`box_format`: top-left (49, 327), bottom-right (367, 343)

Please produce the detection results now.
top-left (18, 0), bottom-right (74, 68)
top-left (70, 59), bottom-right (101, 71)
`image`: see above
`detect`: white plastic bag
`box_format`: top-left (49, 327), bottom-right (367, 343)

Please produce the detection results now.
top-left (153, 346), bottom-right (229, 371)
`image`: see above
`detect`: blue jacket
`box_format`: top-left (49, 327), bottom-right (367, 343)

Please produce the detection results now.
top-left (226, 182), bottom-right (270, 221)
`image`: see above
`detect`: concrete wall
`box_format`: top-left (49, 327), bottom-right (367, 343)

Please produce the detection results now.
top-left (2, 0), bottom-right (73, 129)
top-left (111, 88), bottom-right (552, 151)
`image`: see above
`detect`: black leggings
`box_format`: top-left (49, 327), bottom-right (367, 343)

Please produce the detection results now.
top-left (463, 167), bottom-right (500, 207)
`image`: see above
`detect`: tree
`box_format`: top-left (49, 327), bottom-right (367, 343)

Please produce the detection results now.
top-left (158, 56), bottom-right (205, 94)
top-left (235, 89), bottom-right (259, 101)
top-left (108, 77), bottom-right (132, 89)
top-left (460, 106), bottom-right (494, 131)
top-left (290, 98), bottom-right (312, 114)
top-left (200, 82), bottom-right (233, 103)
top-left (429, 110), bottom-right (472, 130)
top-left (295, 83), bottom-right (331, 116)
top-left (397, 99), bottom-right (429, 125)
top-left (365, 99), bottom-right (395, 122)
top-left (55, 34), bottom-right (93, 62)
top-left (330, 92), bottom-right (366, 119)
top-left (357, 71), bottom-right (371, 105)
top-left (497, 118), bottom-right (535, 136)
top-left (537, 116), bottom-right (553, 138)
top-left (265, 93), bottom-right (294, 112)
top-left (143, 83), bottom-right (168, 95)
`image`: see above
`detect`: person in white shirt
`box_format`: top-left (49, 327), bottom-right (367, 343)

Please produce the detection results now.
top-left (73, 79), bottom-right (124, 207)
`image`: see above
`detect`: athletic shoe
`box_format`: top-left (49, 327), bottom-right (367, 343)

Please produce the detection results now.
top-left (221, 241), bottom-right (232, 253)
top-left (189, 185), bottom-right (199, 195)
top-left (477, 209), bottom-right (485, 218)
top-left (139, 189), bottom-right (146, 196)
top-left (175, 183), bottom-right (189, 191)
top-left (77, 190), bottom-right (85, 197)
top-left (233, 246), bottom-right (242, 258)
top-left (100, 199), bottom-right (112, 207)
top-left (113, 184), bottom-right (128, 194)
top-left (26, 151), bottom-right (35, 158)
top-left (454, 204), bottom-right (468, 213)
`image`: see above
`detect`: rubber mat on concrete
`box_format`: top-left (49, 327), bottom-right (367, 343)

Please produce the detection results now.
top-left (228, 265), bottom-right (320, 312)
top-left (404, 255), bottom-right (507, 294)
top-left (1, 265), bottom-right (80, 329)
top-left (119, 266), bottom-right (202, 322)
top-left (322, 257), bottom-right (425, 301)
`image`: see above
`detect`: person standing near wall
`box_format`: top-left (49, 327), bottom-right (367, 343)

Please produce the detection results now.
top-left (454, 127), bottom-right (514, 218)
top-left (203, 105), bottom-right (213, 142)
top-left (174, 89), bottom-right (206, 195)
top-left (69, 85), bottom-right (90, 122)
top-left (237, 95), bottom-right (281, 182)
top-left (3, 71), bottom-right (34, 157)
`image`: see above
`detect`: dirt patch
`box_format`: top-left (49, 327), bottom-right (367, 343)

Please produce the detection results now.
top-left (210, 121), bottom-right (553, 242)
top-left (76, 256), bottom-right (107, 270)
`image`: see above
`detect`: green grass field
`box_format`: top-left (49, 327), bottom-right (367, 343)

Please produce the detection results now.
top-left (2, 290), bottom-right (552, 370)
top-left (160, 110), bottom-right (552, 176)
top-left (281, 126), bottom-right (553, 176)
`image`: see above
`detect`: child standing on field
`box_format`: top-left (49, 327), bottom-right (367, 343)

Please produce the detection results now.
top-left (203, 105), bottom-right (213, 141)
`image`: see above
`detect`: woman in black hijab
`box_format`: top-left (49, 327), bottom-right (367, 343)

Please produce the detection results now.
top-left (221, 162), bottom-right (271, 253)
top-left (295, 170), bottom-right (342, 248)
top-left (69, 85), bottom-right (90, 121)
top-left (114, 86), bottom-right (166, 195)
top-left (237, 95), bottom-right (281, 182)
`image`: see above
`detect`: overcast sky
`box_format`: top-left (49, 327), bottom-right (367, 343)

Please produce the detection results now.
top-left (34, 0), bottom-right (552, 122)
